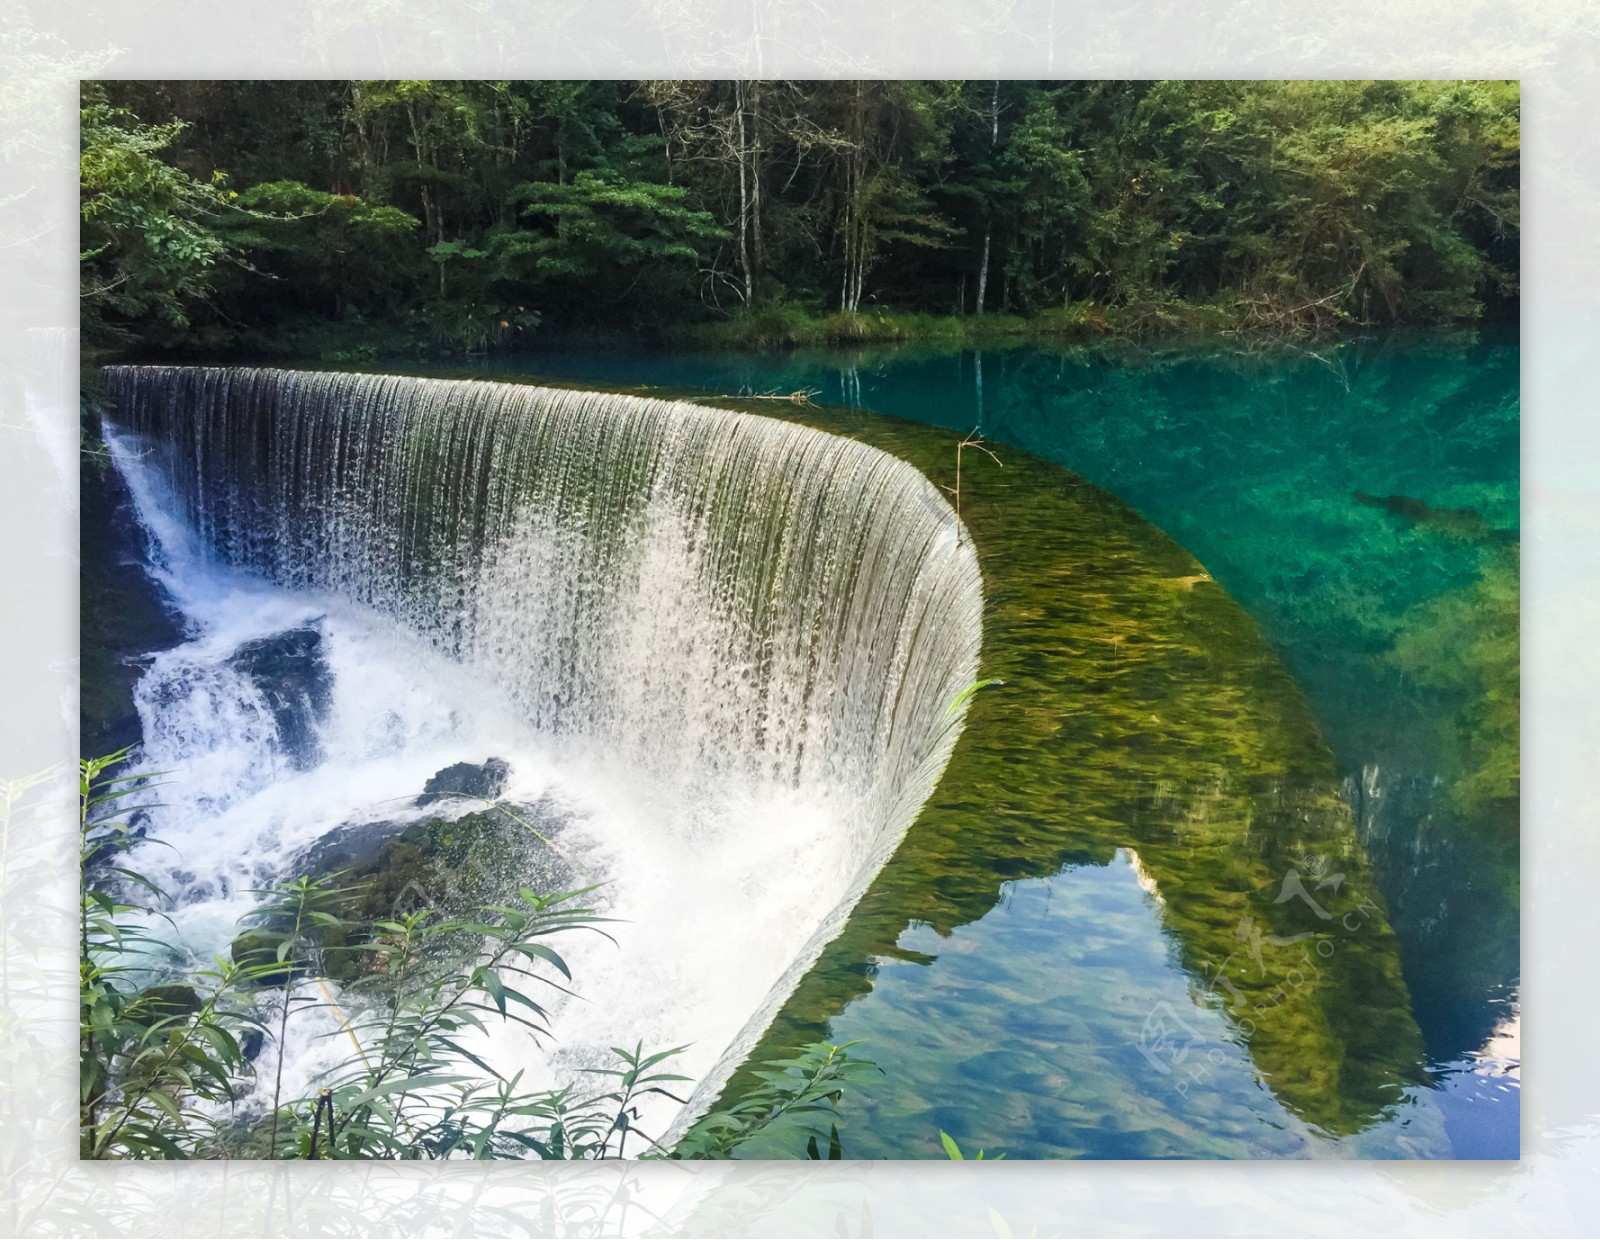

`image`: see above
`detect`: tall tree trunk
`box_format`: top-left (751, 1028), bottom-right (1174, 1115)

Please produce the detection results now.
top-left (976, 81), bottom-right (1000, 315)
top-left (405, 103), bottom-right (440, 248)
top-left (657, 105), bottom-right (673, 185)
top-left (749, 79), bottom-right (763, 301)
top-left (975, 227), bottom-right (991, 314)
top-left (843, 206), bottom-right (856, 312)
top-left (735, 81), bottom-right (752, 305)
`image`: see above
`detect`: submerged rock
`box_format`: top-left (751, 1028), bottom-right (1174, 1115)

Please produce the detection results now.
top-left (225, 625), bottom-right (333, 770)
top-left (1352, 490), bottom-right (1517, 545)
top-left (418, 758), bottom-right (511, 805)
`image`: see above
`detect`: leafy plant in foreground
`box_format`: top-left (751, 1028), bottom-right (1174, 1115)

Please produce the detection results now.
top-left (79, 752), bottom-right (872, 1160)
top-left (671, 1041), bottom-right (879, 1160)
top-left (79, 751), bottom-right (276, 1158)
top-left (940, 1129), bottom-right (1005, 1160)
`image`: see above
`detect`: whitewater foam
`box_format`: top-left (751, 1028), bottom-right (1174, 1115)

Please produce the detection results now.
top-left (101, 366), bottom-right (983, 1142)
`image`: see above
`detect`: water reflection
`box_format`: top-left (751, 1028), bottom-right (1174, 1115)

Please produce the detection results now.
top-left (709, 412), bottom-right (1428, 1156)
top-left (455, 335), bottom-right (1519, 1157)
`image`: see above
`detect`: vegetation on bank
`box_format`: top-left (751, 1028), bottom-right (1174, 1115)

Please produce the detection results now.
top-left (81, 80), bottom-right (1518, 358)
top-left (80, 752), bottom-right (876, 1160)
top-left (681, 300), bottom-right (1239, 351)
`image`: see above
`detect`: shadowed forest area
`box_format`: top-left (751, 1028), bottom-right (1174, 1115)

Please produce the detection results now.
top-left (81, 79), bottom-right (1518, 357)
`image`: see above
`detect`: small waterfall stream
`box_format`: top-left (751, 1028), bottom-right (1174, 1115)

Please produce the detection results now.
top-left (100, 365), bottom-right (983, 1139)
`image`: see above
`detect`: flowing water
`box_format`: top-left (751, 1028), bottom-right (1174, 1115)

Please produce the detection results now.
top-left (88, 332), bottom-right (1519, 1159)
top-left (97, 366), bottom-right (982, 1138)
top-left (433, 332), bottom-right (1518, 1159)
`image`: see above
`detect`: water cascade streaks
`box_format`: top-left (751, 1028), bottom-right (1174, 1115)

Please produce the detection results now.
top-left (103, 364), bottom-right (984, 1136)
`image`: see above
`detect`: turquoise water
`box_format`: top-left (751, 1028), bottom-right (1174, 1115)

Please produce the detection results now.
top-left (453, 332), bottom-right (1519, 1158)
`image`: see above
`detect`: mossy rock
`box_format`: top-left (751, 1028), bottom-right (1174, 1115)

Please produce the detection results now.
top-left (127, 982), bottom-right (202, 1025)
top-left (323, 803), bottom-right (571, 926)
top-left (295, 817), bottom-right (411, 877)
top-left (229, 927), bottom-right (302, 985)
top-left (418, 758), bottom-right (510, 806)
top-left (229, 919), bottom-right (363, 988)
top-left (231, 800), bottom-right (576, 988)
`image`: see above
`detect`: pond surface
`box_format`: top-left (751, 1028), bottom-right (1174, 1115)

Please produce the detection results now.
top-left (456, 331), bottom-right (1519, 1159)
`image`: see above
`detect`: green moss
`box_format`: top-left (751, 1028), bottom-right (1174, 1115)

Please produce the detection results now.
top-left (227, 807), bottom-right (551, 986)
top-left (687, 392), bottom-right (1427, 1142)
top-left (126, 983), bottom-right (203, 1024)
top-left (228, 928), bottom-right (294, 986)
top-left (328, 809), bottom-right (533, 920)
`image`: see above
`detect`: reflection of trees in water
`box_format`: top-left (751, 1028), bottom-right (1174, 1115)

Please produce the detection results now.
top-left (1356, 543), bottom-right (1520, 1066)
top-left (723, 409), bottom-right (1427, 1146)
top-left (1026, 338), bottom-right (1521, 1080)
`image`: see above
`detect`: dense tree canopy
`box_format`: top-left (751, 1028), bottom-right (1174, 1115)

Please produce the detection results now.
top-left (81, 79), bottom-right (1519, 355)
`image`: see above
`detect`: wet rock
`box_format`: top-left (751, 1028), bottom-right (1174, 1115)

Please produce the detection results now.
top-left (418, 758), bottom-right (510, 806)
top-left (226, 625), bottom-right (333, 770)
top-left (248, 797), bottom-right (578, 987)
top-left (301, 799), bottom-right (576, 925)
top-left (229, 928), bottom-right (297, 983)
top-left (295, 817), bottom-right (412, 877)
top-left (80, 452), bottom-right (187, 759)
top-left (129, 983), bottom-right (202, 1025)
top-left (240, 1028), bottom-right (265, 1062)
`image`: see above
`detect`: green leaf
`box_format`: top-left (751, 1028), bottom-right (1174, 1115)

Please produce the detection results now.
top-left (343, 1074), bottom-right (470, 1110)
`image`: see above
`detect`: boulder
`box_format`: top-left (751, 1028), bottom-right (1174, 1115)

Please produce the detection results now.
top-left (297, 797), bottom-right (576, 926)
top-left (294, 756), bottom-right (513, 876)
top-left (418, 758), bottom-right (510, 806)
top-left (230, 927), bottom-right (293, 979)
top-left (241, 793), bottom-right (577, 988)
top-left (226, 625), bottom-right (333, 770)
top-left (79, 453), bottom-right (187, 759)
top-left (295, 817), bottom-right (411, 877)
top-left (128, 983), bottom-right (202, 1025)
top-left (320, 803), bottom-right (570, 924)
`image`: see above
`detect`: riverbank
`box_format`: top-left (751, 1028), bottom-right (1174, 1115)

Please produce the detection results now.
top-left (671, 299), bottom-right (1234, 351)
top-left (90, 296), bottom-right (1513, 371)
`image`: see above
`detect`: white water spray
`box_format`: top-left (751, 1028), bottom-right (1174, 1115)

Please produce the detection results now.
top-left (102, 365), bottom-right (983, 1141)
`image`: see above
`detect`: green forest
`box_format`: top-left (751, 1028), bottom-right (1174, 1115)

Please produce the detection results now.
top-left (81, 79), bottom-right (1519, 358)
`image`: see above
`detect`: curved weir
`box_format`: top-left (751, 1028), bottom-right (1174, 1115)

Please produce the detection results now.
top-left (101, 365), bottom-right (983, 1134)
top-left (96, 363), bottom-right (1432, 1157)
top-left (651, 391), bottom-right (1430, 1155)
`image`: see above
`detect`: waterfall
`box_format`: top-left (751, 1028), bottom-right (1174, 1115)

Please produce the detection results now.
top-left (101, 364), bottom-right (983, 1139)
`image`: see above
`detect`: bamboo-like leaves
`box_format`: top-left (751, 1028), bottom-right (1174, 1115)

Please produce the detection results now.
top-left (80, 752), bottom-right (876, 1161)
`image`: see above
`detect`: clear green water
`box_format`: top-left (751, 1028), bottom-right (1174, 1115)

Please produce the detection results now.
top-left (445, 331), bottom-right (1519, 1159)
